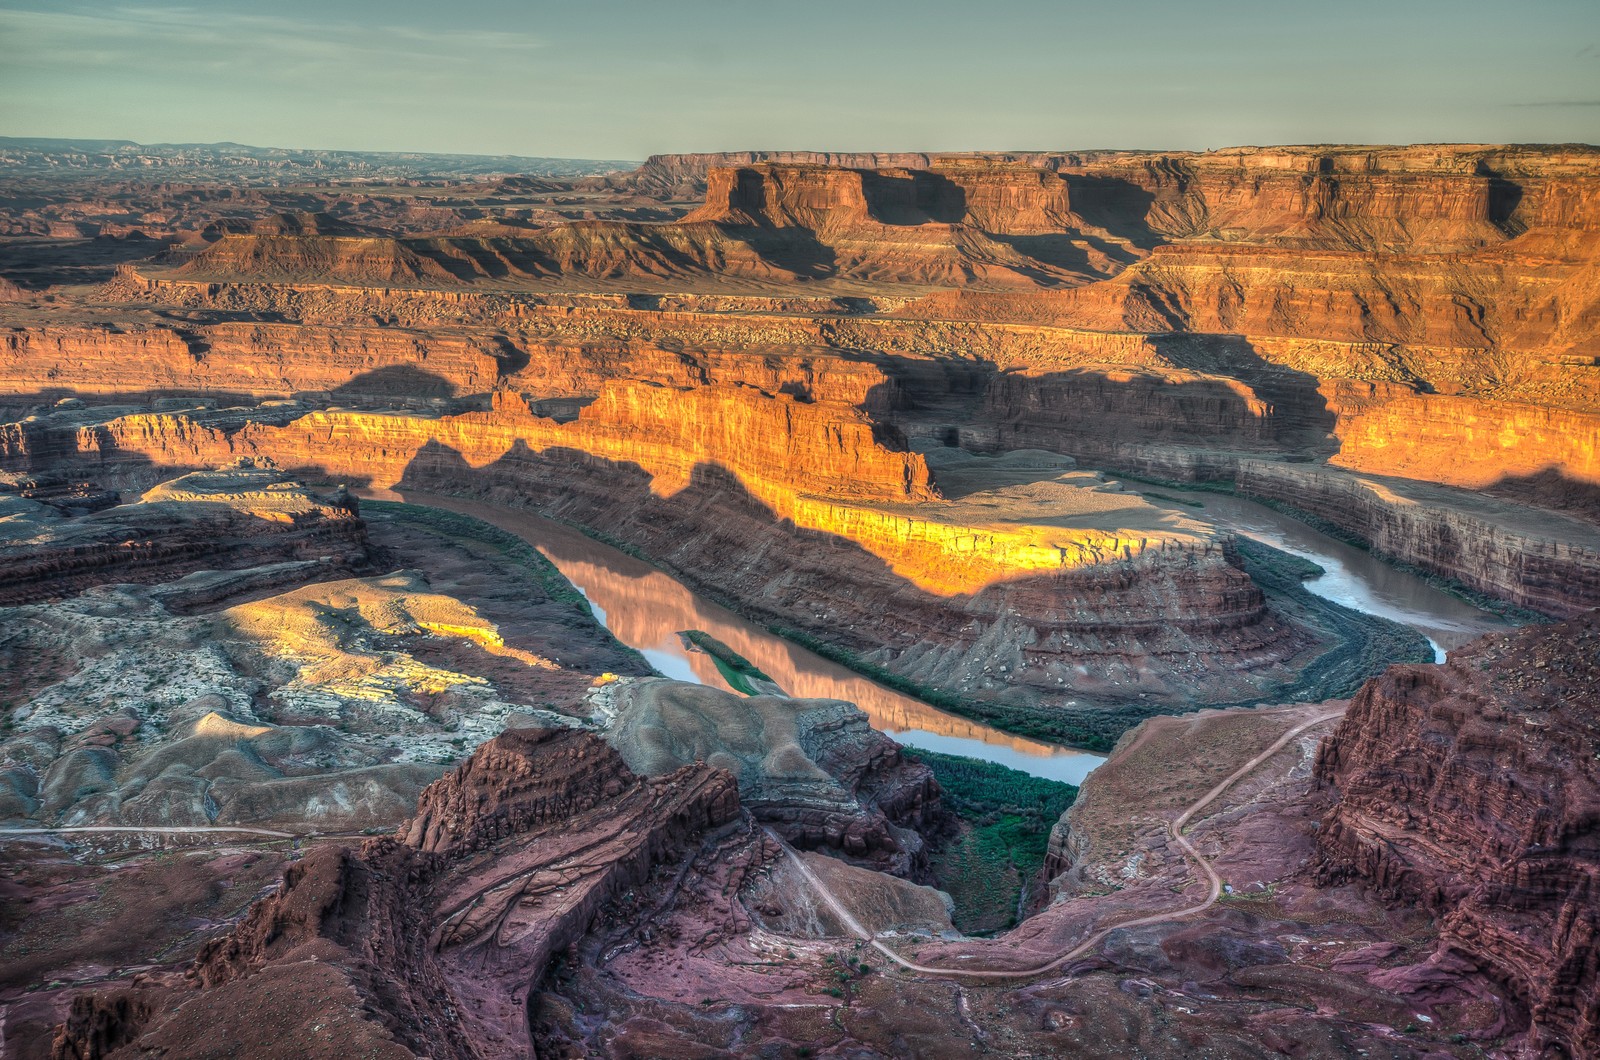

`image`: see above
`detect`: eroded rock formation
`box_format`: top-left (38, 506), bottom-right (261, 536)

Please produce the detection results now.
top-left (1315, 614), bottom-right (1600, 1055)
top-left (0, 496), bottom-right (648, 831)
top-left (0, 465), bottom-right (366, 605)
top-left (0, 382), bottom-right (1317, 736)
top-left (600, 678), bottom-right (940, 874)
top-left (48, 727), bottom-right (746, 1060)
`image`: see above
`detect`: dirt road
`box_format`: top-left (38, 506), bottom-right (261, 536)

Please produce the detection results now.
top-left (771, 707), bottom-right (1345, 980)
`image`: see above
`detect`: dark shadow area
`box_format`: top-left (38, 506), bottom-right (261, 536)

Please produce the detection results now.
top-left (0, 233), bottom-right (174, 288)
top-left (415, 236), bottom-right (513, 281)
top-left (863, 353), bottom-right (994, 427)
top-left (329, 365), bottom-right (459, 402)
top-left (172, 328), bottom-right (211, 359)
top-left (487, 333), bottom-right (531, 375)
top-left (991, 233), bottom-right (1137, 276)
top-left (1149, 333), bottom-right (1341, 458)
top-left (716, 224), bottom-right (839, 280)
top-left (1487, 467), bottom-right (1600, 522)
top-left (868, 337), bottom-right (1337, 487)
top-left (1059, 173), bottom-right (1165, 250)
top-left (860, 170), bottom-right (967, 226)
top-left (1476, 161), bottom-right (1528, 238)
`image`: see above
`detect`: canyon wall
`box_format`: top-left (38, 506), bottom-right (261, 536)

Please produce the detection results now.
top-left (0, 467), bottom-right (367, 605)
top-left (1315, 615), bottom-right (1600, 1055)
top-left (49, 727), bottom-right (747, 1060)
top-left (0, 392), bottom-right (1305, 728)
top-left (1327, 384), bottom-right (1600, 496)
top-left (0, 322), bottom-right (509, 401)
top-left (1236, 461), bottom-right (1600, 616)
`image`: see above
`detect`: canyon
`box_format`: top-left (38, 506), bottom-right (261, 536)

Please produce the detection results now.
top-left (2, 140), bottom-right (1597, 1058)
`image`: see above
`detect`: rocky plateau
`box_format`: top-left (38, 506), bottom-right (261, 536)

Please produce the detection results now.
top-left (2, 140), bottom-right (1598, 1058)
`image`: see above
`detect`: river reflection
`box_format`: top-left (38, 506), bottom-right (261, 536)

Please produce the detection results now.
top-left (377, 490), bottom-right (1108, 785)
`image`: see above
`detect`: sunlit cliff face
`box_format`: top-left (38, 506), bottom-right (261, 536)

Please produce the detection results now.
top-left (15, 377), bottom-right (1227, 598)
top-left (5, 145), bottom-right (1599, 715)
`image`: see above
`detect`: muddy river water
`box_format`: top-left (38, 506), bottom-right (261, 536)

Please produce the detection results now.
top-left (376, 488), bottom-right (1508, 785)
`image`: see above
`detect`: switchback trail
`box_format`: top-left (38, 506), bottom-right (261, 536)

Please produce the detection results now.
top-left (771, 707), bottom-right (1345, 980)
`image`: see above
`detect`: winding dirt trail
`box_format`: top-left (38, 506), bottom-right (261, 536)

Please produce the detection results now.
top-left (772, 706), bottom-right (1345, 980)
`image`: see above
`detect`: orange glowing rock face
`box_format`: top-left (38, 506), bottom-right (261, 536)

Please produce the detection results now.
top-left (6, 142), bottom-right (1600, 716)
top-left (25, 380), bottom-right (1219, 599)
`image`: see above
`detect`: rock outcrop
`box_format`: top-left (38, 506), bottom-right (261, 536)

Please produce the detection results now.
top-left (1236, 461), bottom-right (1600, 616)
top-left (1315, 615), bottom-right (1600, 1056)
top-left (0, 385), bottom-right (1310, 730)
top-left (0, 506), bottom-right (647, 830)
top-left (600, 678), bottom-right (940, 874)
top-left (8, 142), bottom-right (1600, 723)
top-left (49, 727), bottom-right (745, 1060)
top-left (0, 322), bottom-right (512, 402)
top-left (0, 465), bottom-right (367, 605)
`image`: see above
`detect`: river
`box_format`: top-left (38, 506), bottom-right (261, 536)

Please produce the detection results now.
top-left (1149, 488), bottom-right (1510, 661)
top-left (372, 488), bottom-right (1508, 786)
top-left (377, 491), bottom-right (1106, 784)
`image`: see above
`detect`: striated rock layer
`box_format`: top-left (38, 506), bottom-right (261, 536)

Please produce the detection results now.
top-left (1235, 460), bottom-right (1600, 616)
top-left (0, 465), bottom-right (367, 605)
top-left (0, 392), bottom-right (1309, 725)
top-left (601, 678), bottom-right (940, 874)
top-left (49, 726), bottom-right (747, 1060)
top-left (1315, 615), bottom-right (1600, 1055)
top-left (0, 322), bottom-right (514, 403)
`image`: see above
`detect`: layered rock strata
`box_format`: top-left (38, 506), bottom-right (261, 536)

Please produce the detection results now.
top-left (0, 505), bottom-right (647, 829)
top-left (0, 466), bottom-right (367, 605)
top-left (0, 391), bottom-right (1308, 720)
top-left (49, 727), bottom-right (745, 1060)
top-left (600, 678), bottom-right (940, 874)
top-left (0, 322), bottom-right (513, 402)
top-left (1315, 615), bottom-right (1600, 1056)
top-left (1236, 461), bottom-right (1600, 616)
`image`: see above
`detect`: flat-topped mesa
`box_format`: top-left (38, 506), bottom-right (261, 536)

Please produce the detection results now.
top-left (590, 151), bottom-right (947, 197)
top-left (606, 143), bottom-right (1549, 201)
top-left (1053, 145), bottom-right (1587, 250)
top-left (1313, 614), bottom-right (1600, 1056)
top-left (173, 233), bottom-right (461, 286)
top-left (124, 145), bottom-right (1600, 297)
top-left (619, 144), bottom-right (1600, 243)
top-left (685, 163), bottom-right (1082, 237)
top-left (899, 144), bottom-right (1600, 354)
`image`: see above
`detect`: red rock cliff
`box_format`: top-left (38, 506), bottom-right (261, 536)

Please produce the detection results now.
top-left (51, 726), bottom-right (744, 1060)
top-left (1314, 616), bottom-right (1600, 1055)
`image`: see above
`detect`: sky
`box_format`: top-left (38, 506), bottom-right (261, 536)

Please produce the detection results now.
top-left (1, 0), bottom-right (1597, 159)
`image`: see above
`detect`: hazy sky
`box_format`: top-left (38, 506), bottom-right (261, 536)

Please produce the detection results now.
top-left (2, 0), bottom-right (1597, 159)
